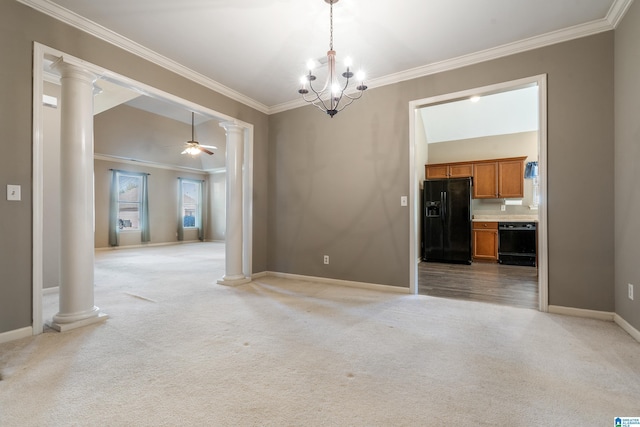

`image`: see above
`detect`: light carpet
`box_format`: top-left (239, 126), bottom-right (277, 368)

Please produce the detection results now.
top-left (1, 242), bottom-right (639, 426)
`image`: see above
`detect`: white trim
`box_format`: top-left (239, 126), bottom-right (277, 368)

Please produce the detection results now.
top-left (32, 42), bottom-right (254, 335)
top-left (614, 314), bottom-right (640, 343)
top-left (94, 153), bottom-right (209, 174)
top-left (0, 327), bottom-right (33, 345)
top-left (43, 286), bottom-right (59, 295)
top-left (260, 271), bottom-right (411, 294)
top-left (408, 75), bottom-right (549, 312)
top-left (607, 0), bottom-right (636, 28)
top-left (17, 0), bottom-right (631, 116)
top-left (95, 240), bottom-right (205, 251)
top-left (243, 127), bottom-right (254, 279)
top-left (537, 76), bottom-right (549, 313)
top-left (32, 43), bottom-right (45, 335)
top-left (548, 305), bottom-right (615, 322)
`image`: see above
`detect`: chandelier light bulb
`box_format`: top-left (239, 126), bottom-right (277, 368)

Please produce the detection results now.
top-left (344, 57), bottom-right (353, 68)
top-left (356, 70), bottom-right (365, 82)
top-left (306, 59), bottom-right (316, 71)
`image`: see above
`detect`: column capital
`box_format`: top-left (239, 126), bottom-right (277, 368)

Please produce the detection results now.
top-left (219, 121), bottom-right (245, 134)
top-left (51, 57), bottom-right (97, 83)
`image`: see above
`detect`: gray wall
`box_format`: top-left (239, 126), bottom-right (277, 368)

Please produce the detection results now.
top-left (614, 0), bottom-right (640, 331)
top-left (0, 0), bottom-right (269, 334)
top-left (270, 31), bottom-right (615, 311)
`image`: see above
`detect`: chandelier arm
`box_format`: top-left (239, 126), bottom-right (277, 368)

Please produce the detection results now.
top-left (301, 87), bottom-right (334, 113)
top-left (339, 90), bottom-right (365, 101)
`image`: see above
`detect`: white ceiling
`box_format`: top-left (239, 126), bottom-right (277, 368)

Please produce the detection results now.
top-left (420, 86), bottom-right (539, 143)
top-left (24, 0), bottom-right (630, 114)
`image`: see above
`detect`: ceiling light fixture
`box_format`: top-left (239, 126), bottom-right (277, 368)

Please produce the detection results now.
top-left (298, 0), bottom-right (367, 118)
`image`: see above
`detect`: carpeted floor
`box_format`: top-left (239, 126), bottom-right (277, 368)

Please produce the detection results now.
top-left (1, 242), bottom-right (639, 426)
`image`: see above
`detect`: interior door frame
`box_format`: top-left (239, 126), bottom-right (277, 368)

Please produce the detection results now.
top-left (31, 42), bottom-right (255, 334)
top-left (408, 74), bottom-right (549, 312)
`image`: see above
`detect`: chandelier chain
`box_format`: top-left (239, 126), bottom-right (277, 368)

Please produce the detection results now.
top-left (329, 1), bottom-right (334, 51)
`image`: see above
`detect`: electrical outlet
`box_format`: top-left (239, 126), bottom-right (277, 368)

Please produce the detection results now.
top-left (323, 255), bottom-right (329, 265)
top-left (500, 205), bottom-right (506, 212)
top-left (400, 196), bottom-right (408, 207)
top-left (629, 284), bottom-right (634, 300)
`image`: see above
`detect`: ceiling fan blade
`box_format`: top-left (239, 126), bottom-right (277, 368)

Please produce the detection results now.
top-left (199, 144), bottom-right (218, 149)
top-left (198, 146), bottom-right (214, 155)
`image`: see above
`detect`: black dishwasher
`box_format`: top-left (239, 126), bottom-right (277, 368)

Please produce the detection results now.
top-left (498, 222), bottom-right (537, 267)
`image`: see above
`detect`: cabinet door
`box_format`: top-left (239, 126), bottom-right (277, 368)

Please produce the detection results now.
top-left (448, 163), bottom-right (473, 178)
top-left (426, 165), bottom-right (448, 179)
top-left (472, 229), bottom-right (498, 261)
top-left (473, 162), bottom-right (498, 198)
top-left (498, 159), bottom-right (524, 198)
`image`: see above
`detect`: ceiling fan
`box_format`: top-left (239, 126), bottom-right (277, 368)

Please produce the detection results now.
top-left (182, 112), bottom-right (217, 156)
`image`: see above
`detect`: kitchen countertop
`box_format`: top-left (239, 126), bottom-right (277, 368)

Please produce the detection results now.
top-left (472, 215), bottom-right (538, 222)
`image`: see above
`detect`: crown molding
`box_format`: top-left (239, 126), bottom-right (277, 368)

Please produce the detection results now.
top-left (17, 0), bottom-right (270, 115)
top-left (269, 14), bottom-right (618, 115)
top-left (94, 153), bottom-right (209, 174)
top-left (20, 0), bottom-right (629, 117)
top-left (606, 0), bottom-right (635, 28)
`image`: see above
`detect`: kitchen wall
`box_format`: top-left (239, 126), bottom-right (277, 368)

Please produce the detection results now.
top-left (614, 0), bottom-right (640, 331)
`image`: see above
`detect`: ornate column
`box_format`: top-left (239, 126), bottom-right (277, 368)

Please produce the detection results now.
top-left (48, 59), bottom-right (107, 331)
top-left (217, 122), bottom-right (250, 286)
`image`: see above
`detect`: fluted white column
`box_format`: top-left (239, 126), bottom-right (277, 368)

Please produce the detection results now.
top-left (48, 60), bottom-right (107, 331)
top-left (217, 122), bottom-right (250, 286)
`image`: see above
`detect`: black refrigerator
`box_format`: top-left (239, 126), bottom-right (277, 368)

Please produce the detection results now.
top-left (422, 178), bottom-right (472, 264)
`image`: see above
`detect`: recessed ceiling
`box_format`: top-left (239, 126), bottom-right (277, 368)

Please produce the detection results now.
top-left (23, 0), bottom-right (628, 113)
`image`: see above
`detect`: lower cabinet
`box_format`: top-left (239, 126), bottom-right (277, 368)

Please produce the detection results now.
top-left (472, 221), bottom-right (498, 262)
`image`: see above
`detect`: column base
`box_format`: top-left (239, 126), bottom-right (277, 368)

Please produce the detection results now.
top-left (47, 312), bottom-right (108, 332)
top-left (217, 275), bottom-right (251, 287)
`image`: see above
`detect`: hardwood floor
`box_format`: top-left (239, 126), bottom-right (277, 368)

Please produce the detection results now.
top-left (418, 261), bottom-right (539, 309)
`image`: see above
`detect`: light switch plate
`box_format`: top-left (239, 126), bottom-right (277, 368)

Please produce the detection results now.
top-left (7, 185), bottom-right (21, 201)
top-left (401, 196), bottom-right (408, 207)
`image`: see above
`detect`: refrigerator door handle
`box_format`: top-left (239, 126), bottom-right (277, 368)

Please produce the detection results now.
top-left (442, 191), bottom-right (447, 220)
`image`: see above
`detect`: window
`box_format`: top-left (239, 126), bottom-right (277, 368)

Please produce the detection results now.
top-left (181, 180), bottom-right (201, 228)
top-left (117, 173), bottom-right (143, 230)
top-left (109, 170), bottom-right (150, 246)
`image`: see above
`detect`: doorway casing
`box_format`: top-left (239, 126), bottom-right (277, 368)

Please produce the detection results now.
top-left (408, 74), bottom-right (548, 312)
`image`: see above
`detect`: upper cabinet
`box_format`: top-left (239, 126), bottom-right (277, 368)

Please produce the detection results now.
top-left (427, 156), bottom-right (526, 199)
top-left (425, 162), bottom-right (473, 179)
top-left (472, 157), bottom-right (526, 199)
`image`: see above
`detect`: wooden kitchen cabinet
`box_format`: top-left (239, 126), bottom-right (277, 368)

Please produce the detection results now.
top-left (472, 162), bottom-right (498, 198)
top-left (472, 157), bottom-right (525, 199)
top-left (498, 159), bottom-right (525, 198)
top-left (425, 162), bottom-right (473, 179)
top-left (472, 221), bottom-right (498, 262)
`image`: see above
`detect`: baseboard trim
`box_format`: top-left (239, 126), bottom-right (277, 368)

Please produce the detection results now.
top-left (251, 271), bottom-right (268, 279)
top-left (614, 314), bottom-right (640, 343)
top-left (259, 271), bottom-right (411, 294)
top-left (0, 327), bottom-right (33, 344)
top-left (95, 240), bottom-right (208, 251)
top-left (548, 305), bottom-right (615, 321)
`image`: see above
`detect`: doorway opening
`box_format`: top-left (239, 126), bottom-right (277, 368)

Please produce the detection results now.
top-left (408, 75), bottom-right (548, 311)
top-left (32, 42), bottom-right (255, 334)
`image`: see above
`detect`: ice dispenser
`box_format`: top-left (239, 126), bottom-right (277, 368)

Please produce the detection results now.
top-left (426, 201), bottom-right (441, 217)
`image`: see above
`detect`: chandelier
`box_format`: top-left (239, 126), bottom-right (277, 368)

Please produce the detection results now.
top-left (298, 0), bottom-right (367, 118)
